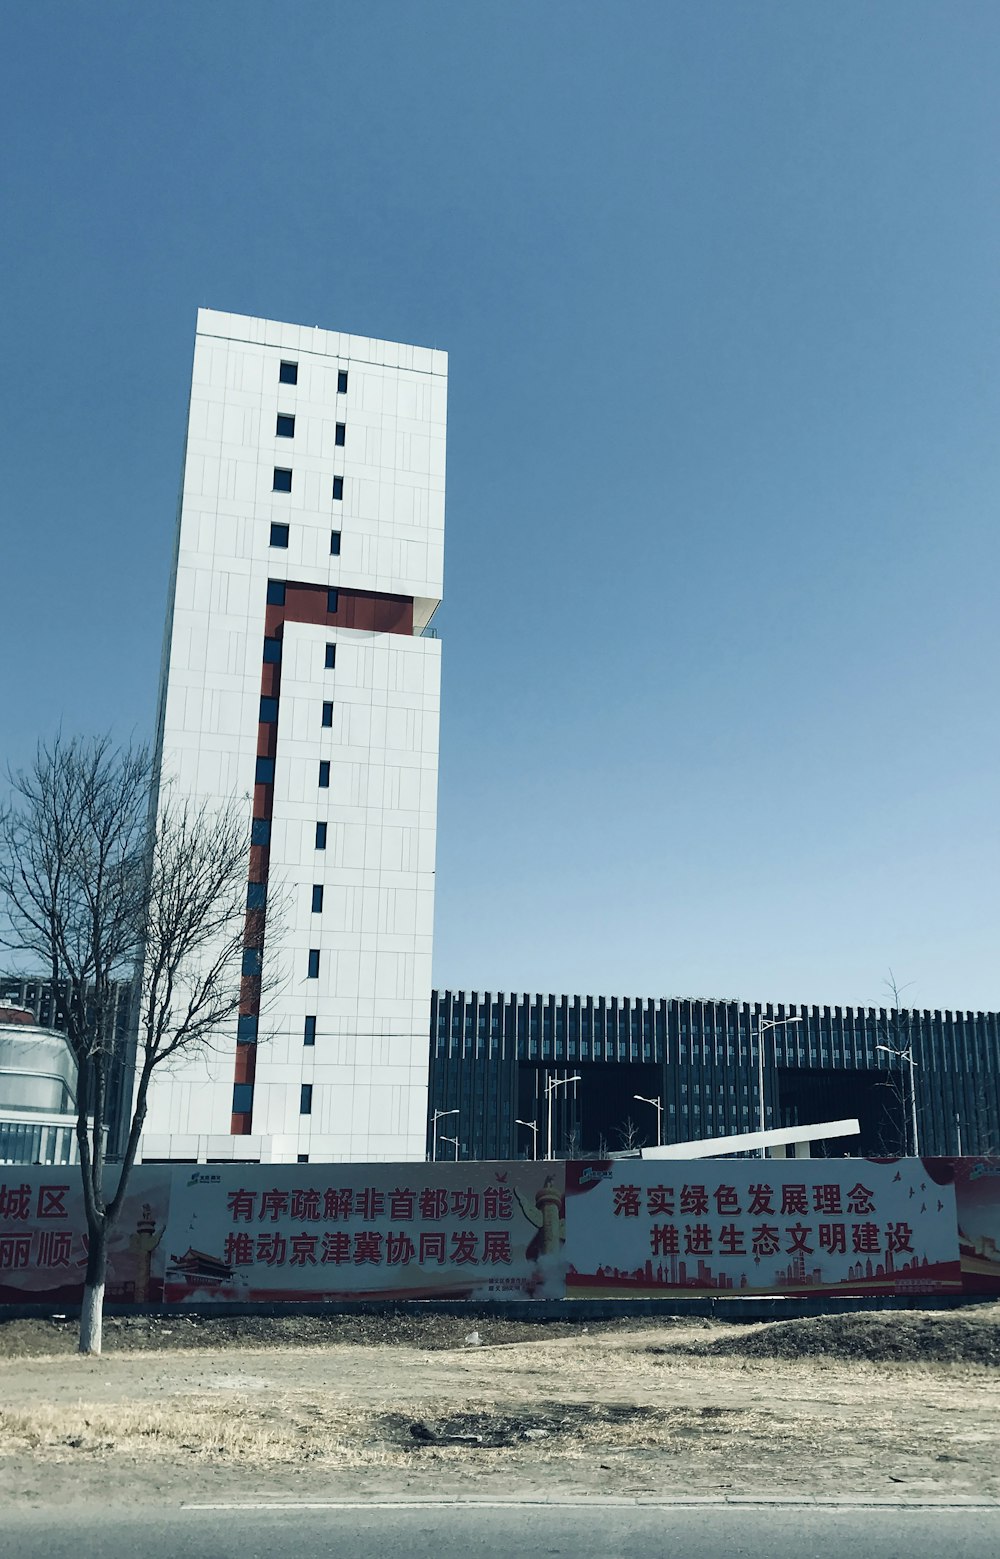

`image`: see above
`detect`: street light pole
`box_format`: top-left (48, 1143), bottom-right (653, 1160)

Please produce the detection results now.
top-left (633, 1093), bottom-right (663, 1147)
top-left (876, 1043), bottom-right (920, 1156)
top-left (545, 1074), bottom-right (581, 1161)
top-left (751, 1015), bottom-right (802, 1158)
top-left (516, 1118), bottom-right (539, 1160)
top-left (439, 1134), bottom-right (460, 1162)
top-left (431, 1107), bottom-right (458, 1162)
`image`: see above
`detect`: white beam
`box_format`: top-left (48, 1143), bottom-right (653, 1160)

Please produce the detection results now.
top-left (640, 1117), bottom-right (861, 1160)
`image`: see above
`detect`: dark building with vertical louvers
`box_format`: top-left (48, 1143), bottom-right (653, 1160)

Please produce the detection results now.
top-left (428, 991), bottom-right (1000, 1162)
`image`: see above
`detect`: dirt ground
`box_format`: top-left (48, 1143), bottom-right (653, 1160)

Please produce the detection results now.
top-left (1, 1307), bottom-right (999, 1508)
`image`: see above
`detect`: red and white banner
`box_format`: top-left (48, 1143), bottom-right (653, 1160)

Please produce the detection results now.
top-left (161, 1161), bottom-right (567, 1303)
top-left (0, 1167), bottom-right (171, 1305)
top-left (2, 1157), bottom-right (998, 1305)
top-left (563, 1158), bottom-right (962, 1297)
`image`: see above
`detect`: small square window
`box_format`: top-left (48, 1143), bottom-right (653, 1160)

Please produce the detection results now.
top-left (247, 882), bottom-right (267, 910)
top-left (279, 360), bottom-right (298, 384)
top-left (303, 1015), bottom-right (316, 1047)
top-left (318, 760), bottom-right (330, 788)
top-left (315, 822), bottom-right (327, 849)
top-left (311, 885), bottom-right (324, 913)
top-left (332, 475), bottom-right (344, 501)
top-left (266, 580), bottom-right (286, 606)
top-left (237, 1015), bottom-right (259, 1044)
top-left (251, 819), bottom-right (271, 846)
top-left (300, 1083), bottom-right (313, 1115)
top-left (307, 949), bottom-right (320, 979)
top-left (242, 948), bottom-right (262, 976)
top-left (335, 422), bottom-right (346, 447)
top-left (233, 1083), bottom-right (254, 1113)
top-left (330, 530), bottom-right (341, 556)
top-left (321, 701), bottom-right (333, 727)
top-left (297, 1153), bottom-right (310, 1163)
top-left (273, 467), bottom-right (292, 493)
top-left (327, 588), bottom-right (339, 613)
top-left (262, 635), bottom-right (282, 663)
top-left (276, 413), bottom-right (295, 438)
top-left (270, 522), bottom-right (289, 548)
top-left (259, 695), bottom-right (278, 723)
top-left (324, 643), bottom-right (336, 669)
top-left (337, 369), bottom-right (348, 394)
top-left (255, 756), bottom-right (275, 785)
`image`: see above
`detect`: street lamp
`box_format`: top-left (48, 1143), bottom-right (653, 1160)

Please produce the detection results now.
top-left (431, 1107), bottom-right (458, 1162)
top-left (545, 1074), bottom-right (581, 1161)
top-left (876, 1043), bottom-right (919, 1157)
top-left (439, 1134), bottom-right (461, 1162)
top-left (633, 1093), bottom-right (663, 1147)
top-left (751, 1016), bottom-right (802, 1158)
top-left (516, 1118), bottom-right (540, 1160)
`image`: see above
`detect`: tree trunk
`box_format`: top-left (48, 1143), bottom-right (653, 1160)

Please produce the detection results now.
top-left (79, 1223), bottom-right (108, 1355)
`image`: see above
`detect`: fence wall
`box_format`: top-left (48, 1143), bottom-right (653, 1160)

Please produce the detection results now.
top-left (1, 1156), bottom-right (998, 1305)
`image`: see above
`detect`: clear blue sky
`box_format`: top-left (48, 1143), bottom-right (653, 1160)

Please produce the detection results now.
top-left (2, 3), bottom-right (999, 1012)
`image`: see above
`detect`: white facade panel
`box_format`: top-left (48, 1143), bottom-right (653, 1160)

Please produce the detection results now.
top-left (140, 310), bottom-right (445, 1164)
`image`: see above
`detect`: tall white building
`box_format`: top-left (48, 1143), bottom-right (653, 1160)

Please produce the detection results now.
top-left (139, 309), bottom-right (445, 1164)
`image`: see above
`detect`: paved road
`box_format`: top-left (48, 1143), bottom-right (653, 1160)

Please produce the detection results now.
top-left (4, 1501), bottom-right (999, 1559)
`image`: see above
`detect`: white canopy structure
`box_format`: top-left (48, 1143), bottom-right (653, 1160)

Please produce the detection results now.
top-left (639, 1117), bottom-right (861, 1160)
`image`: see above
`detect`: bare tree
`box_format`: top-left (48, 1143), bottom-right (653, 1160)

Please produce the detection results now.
top-left (0, 736), bottom-right (262, 1354)
top-left (616, 1116), bottom-right (645, 1153)
top-left (876, 970), bottom-right (919, 1157)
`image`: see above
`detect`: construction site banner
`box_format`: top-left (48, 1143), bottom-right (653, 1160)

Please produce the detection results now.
top-left (0, 1166), bottom-right (171, 1305)
top-left (949, 1157), bottom-right (1000, 1293)
top-left (562, 1157), bottom-right (963, 1298)
top-left (161, 1161), bottom-right (567, 1303)
top-left (2, 1157), bottom-right (998, 1305)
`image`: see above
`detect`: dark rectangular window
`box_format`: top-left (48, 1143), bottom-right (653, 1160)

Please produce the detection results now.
top-left (237, 1014), bottom-right (259, 1044)
top-left (337, 370), bottom-right (348, 394)
top-left (303, 1015), bottom-right (316, 1046)
top-left (263, 636), bottom-right (282, 663)
top-left (233, 1083), bottom-right (254, 1113)
top-left (266, 580), bottom-right (286, 606)
top-left (318, 760), bottom-right (330, 788)
top-left (300, 1084), bottom-right (313, 1115)
top-left (332, 475), bottom-right (344, 501)
top-left (311, 885), bottom-right (324, 913)
top-left (269, 522), bottom-right (289, 548)
top-left (279, 361), bottom-right (298, 384)
top-left (307, 949), bottom-right (320, 979)
top-left (321, 701), bottom-right (333, 727)
top-left (330, 530), bottom-right (341, 556)
top-left (255, 757), bottom-right (274, 785)
top-left (327, 588), bottom-right (339, 613)
top-left (315, 822), bottom-right (327, 849)
top-left (247, 883), bottom-right (267, 910)
top-left (297, 1154), bottom-right (309, 1163)
top-left (251, 819), bottom-right (271, 846)
top-left (335, 422), bottom-right (346, 447)
top-left (242, 948), bottom-right (262, 976)
top-left (259, 696), bottom-right (278, 723)
top-left (324, 643), bottom-right (336, 669)
top-left (276, 413), bottom-right (295, 438)
top-left (273, 467), bottom-right (292, 492)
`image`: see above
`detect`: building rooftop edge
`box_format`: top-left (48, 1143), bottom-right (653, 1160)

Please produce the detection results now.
top-left (195, 307), bottom-right (448, 372)
top-left (431, 989), bottom-right (997, 1019)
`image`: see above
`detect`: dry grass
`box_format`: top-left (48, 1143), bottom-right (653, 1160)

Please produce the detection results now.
top-left (0, 1398), bottom-right (378, 1465)
top-left (0, 1391), bottom-right (824, 1472)
top-left (2, 1314), bottom-right (999, 1503)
